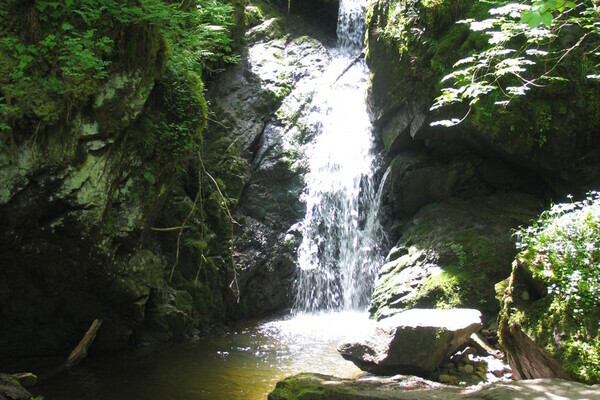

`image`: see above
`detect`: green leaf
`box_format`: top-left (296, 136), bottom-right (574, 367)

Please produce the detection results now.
top-left (528, 11), bottom-right (542, 28)
top-left (541, 11), bottom-right (553, 27)
top-left (144, 170), bottom-right (155, 184)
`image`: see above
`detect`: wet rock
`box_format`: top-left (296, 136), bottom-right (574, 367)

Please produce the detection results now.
top-left (0, 374), bottom-right (32, 400)
top-left (338, 308), bottom-right (482, 376)
top-left (207, 16), bottom-right (330, 317)
top-left (246, 18), bottom-right (285, 44)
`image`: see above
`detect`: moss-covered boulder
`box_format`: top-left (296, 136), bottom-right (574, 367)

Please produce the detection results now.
top-left (370, 193), bottom-right (542, 323)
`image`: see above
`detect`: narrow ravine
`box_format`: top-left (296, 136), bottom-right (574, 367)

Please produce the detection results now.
top-left (33, 1), bottom-right (386, 399)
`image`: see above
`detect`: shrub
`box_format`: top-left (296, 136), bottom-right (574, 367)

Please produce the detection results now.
top-left (514, 191), bottom-right (600, 382)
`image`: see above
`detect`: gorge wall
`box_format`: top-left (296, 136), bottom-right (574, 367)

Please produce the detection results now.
top-left (364, 0), bottom-right (600, 383)
top-left (0, 0), bottom-right (342, 357)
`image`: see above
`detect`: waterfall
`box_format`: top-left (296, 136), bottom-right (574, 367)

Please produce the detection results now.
top-left (293, 0), bottom-right (385, 312)
top-left (337, 0), bottom-right (367, 51)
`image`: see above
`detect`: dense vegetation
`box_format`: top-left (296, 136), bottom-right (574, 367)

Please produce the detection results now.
top-left (0, 0), bottom-right (239, 137)
top-left (504, 192), bottom-right (600, 382)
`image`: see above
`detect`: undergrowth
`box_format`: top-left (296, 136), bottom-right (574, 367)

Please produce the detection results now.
top-left (514, 191), bottom-right (600, 382)
top-left (0, 0), bottom-right (238, 141)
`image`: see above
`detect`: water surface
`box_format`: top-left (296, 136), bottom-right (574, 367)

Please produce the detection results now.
top-left (36, 311), bottom-right (374, 400)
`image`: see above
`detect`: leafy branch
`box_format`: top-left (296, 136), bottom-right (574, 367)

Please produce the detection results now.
top-left (431, 0), bottom-right (600, 126)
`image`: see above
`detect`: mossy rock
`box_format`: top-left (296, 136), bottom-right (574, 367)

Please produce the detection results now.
top-left (365, 0), bottom-right (600, 188)
top-left (370, 192), bottom-right (542, 323)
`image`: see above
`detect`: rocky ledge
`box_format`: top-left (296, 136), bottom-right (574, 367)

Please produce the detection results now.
top-left (268, 373), bottom-right (600, 400)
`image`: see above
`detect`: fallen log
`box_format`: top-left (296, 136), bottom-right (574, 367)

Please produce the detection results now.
top-left (65, 319), bottom-right (103, 369)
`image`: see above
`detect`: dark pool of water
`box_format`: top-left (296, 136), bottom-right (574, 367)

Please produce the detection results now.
top-left (29, 311), bottom-right (372, 400)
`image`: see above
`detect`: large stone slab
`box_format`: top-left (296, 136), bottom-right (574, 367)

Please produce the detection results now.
top-left (338, 309), bottom-right (482, 375)
top-left (268, 373), bottom-right (600, 400)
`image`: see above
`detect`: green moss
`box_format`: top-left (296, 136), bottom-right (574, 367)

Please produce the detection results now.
top-left (132, 62), bottom-right (207, 169)
top-left (245, 4), bottom-right (265, 27)
top-left (418, 269), bottom-right (463, 309)
top-left (269, 374), bottom-right (359, 400)
top-left (173, 290), bottom-right (194, 314)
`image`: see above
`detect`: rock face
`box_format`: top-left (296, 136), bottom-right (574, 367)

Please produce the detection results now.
top-left (363, 0), bottom-right (600, 327)
top-left (207, 13), bottom-right (332, 317)
top-left (268, 373), bottom-right (600, 400)
top-left (365, 0), bottom-right (600, 191)
top-left (370, 193), bottom-right (542, 322)
top-left (338, 309), bottom-right (482, 375)
top-left (0, 0), bottom-right (339, 356)
top-left (0, 53), bottom-right (168, 355)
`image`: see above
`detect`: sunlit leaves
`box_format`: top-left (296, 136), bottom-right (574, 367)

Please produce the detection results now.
top-left (431, 0), bottom-right (600, 127)
top-left (515, 191), bottom-right (600, 323)
top-left (521, 0), bottom-right (577, 28)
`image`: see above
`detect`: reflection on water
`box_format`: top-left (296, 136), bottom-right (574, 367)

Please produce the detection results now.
top-left (35, 311), bottom-right (374, 400)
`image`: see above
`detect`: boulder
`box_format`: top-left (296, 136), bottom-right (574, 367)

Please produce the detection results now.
top-left (338, 308), bottom-right (482, 375)
top-left (0, 374), bottom-right (32, 400)
top-left (370, 193), bottom-right (542, 323)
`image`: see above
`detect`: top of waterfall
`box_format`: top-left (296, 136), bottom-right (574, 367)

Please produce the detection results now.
top-left (337, 0), bottom-right (367, 52)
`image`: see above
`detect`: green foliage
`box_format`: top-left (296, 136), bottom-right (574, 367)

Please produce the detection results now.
top-left (516, 192), bottom-right (600, 324)
top-left (0, 97), bottom-right (12, 136)
top-left (0, 0), bottom-right (238, 136)
top-left (431, 0), bottom-right (600, 126)
top-left (142, 64), bottom-right (208, 165)
top-left (515, 191), bottom-right (600, 382)
top-left (521, 0), bottom-right (576, 28)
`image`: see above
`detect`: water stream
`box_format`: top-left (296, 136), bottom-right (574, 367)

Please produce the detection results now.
top-left (32, 1), bottom-right (385, 398)
top-left (294, 0), bottom-right (384, 312)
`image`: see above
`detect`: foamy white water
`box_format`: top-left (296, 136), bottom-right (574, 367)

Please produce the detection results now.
top-left (294, 0), bottom-right (385, 312)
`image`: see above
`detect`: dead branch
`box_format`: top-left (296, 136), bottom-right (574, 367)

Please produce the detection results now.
top-left (65, 319), bottom-right (103, 369)
top-left (334, 51), bottom-right (365, 84)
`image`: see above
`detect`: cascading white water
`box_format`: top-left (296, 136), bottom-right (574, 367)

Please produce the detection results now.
top-left (337, 0), bottom-right (367, 50)
top-left (293, 0), bottom-right (385, 312)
